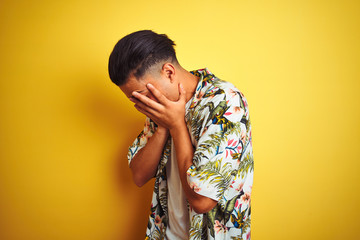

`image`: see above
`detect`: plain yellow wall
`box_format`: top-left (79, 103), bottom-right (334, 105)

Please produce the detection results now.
top-left (0, 0), bottom-right (359, 239)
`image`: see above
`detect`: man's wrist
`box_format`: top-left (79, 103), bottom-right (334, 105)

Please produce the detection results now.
top-left (169, 120), bottom-right (187, 137)
top-left (156, 125), bottom-right (169, 136)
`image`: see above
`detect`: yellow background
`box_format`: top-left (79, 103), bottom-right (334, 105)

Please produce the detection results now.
top-left (1, 0), bottom-right (359, 239)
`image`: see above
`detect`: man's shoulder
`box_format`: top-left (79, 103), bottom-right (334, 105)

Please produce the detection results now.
top-left (201, 77), bottom-right (247, 108)
top-left (188, 69), bottom-right (250, 123)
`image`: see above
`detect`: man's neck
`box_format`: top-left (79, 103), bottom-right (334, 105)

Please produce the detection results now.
top-left (179, 68), bottom-right (200, 103)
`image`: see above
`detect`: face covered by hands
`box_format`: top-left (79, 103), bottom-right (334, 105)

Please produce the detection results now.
top-left (130, 82), bottom-right (187, 131)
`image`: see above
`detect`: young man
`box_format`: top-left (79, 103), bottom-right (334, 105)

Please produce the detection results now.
top-left (108, 30), bottom-right (254, 240)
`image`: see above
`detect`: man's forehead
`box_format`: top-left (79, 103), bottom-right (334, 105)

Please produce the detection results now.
top-left (120, 71), bottom-right (158, 97)
top-left (120, 81), bottom-right (148, 99)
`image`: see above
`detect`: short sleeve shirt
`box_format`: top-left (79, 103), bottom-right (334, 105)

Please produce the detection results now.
top-left (127, 68), bottom-right (254, 240)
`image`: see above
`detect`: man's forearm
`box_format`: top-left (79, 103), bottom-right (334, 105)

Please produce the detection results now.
top-left (130, 127), bottom-right (169, 187)
top-left (170, 122), bottom-right (218, 214)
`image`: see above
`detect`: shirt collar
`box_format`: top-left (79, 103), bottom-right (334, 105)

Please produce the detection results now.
top-left (187, 67), bottom-right (217, 109)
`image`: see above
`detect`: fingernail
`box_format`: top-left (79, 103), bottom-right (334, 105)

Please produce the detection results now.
top-left (147, 83), bottom-right (153, 88)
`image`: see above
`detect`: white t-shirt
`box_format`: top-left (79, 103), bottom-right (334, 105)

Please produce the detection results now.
top-left (165, 137), bottom-right (190, 240)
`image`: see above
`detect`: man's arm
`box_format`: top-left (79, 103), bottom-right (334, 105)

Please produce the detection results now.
top-left (130, 125), bottom-right (169, 187)
top-left (170, 122), bottom-right (218, 214)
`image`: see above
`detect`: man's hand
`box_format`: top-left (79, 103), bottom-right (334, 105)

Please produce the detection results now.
top-left (130, 83), bottom-right (187, 131)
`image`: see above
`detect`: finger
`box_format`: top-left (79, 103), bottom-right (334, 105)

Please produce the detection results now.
top-left (134, 102), bottom-right (161, 119)
top-left (129, 97), bottom-right (138, 104)
top-left (146, 83), bottom-right (168, 105)
top-left (134, 104), bottom-right (156, 120)
top-left (130, 97), bottom-right (152, 110)
top-left (129, 96), bottom-right (143, 105)
top-left (132, 91), bottom-right (163, 110)
top-left (129, 96), bottom-right (137, 102)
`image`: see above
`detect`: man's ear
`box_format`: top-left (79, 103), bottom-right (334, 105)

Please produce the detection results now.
top-left (162, 62), bottom-right (176, 83)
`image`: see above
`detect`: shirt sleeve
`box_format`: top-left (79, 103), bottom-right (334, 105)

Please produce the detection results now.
top-left (186, 90), bottom-right (249, 202)
top-left (127, 117), bottom-right (156, 167)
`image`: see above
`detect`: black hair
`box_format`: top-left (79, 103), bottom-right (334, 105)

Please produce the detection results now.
top-left (108, 30), bottom-right (179, 86)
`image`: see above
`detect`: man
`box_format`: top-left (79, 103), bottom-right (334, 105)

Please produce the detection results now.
top-left (108, 30), bottom-right (254, 240)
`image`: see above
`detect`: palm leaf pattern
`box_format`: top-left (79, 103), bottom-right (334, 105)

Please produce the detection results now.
top-left (189, 215), bottom-right (203, 239)
top-left (196, 159), bottom-right (234, 200)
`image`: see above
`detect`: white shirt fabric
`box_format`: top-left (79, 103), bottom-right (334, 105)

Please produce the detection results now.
top-left (165, 138), bottom-right (190, 240)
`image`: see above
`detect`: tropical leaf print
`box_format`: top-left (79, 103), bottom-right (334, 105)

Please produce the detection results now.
top-left (196, 159), bottom-right (234, 199)
top-left (236, 147), bottom-right (254, 180)
top-left (189, 215), bottom-right (203, 240)
top-left (193, 121), bottom-right (242, 165)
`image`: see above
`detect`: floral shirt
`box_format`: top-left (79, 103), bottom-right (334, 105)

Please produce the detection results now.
top-left (127, 68), bottom-right (254, 240)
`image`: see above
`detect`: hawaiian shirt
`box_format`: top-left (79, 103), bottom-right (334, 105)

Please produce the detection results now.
top-left (127, 68), bottom-right (254, 240)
